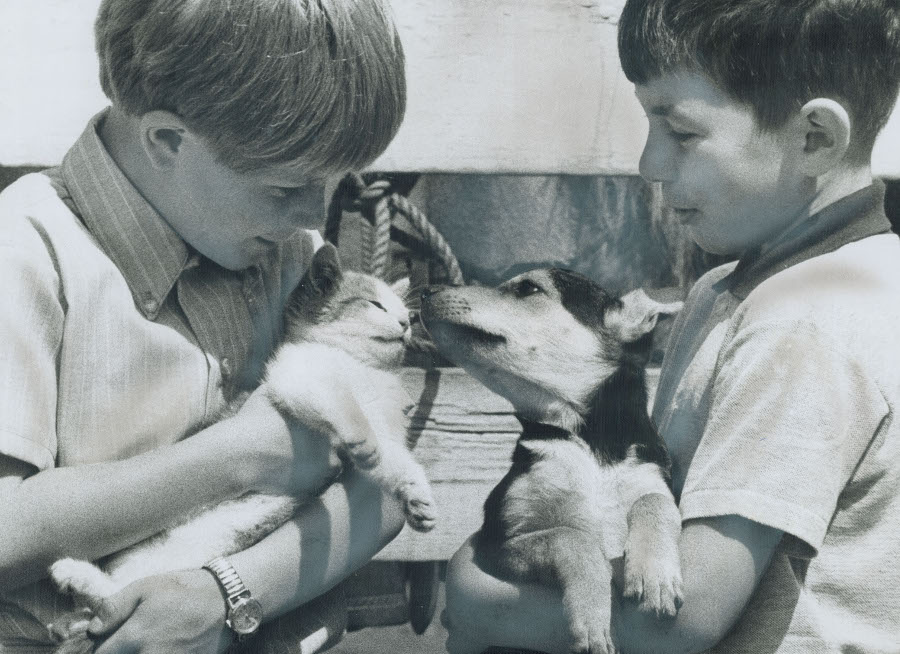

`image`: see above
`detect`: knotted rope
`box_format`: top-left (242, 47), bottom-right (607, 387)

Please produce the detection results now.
top-left (325, 172), bottom-right (464, 286)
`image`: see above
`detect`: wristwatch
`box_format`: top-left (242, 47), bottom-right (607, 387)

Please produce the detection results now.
top-left (202, 556), bottom-right (264, 640)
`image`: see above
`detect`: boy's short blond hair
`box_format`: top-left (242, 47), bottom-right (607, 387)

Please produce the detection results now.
top-left (95, 0), bottom-right (406, 174)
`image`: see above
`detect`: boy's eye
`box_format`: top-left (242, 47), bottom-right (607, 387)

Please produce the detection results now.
top-left (669, 128), bottom-right (697, 144)
top-left (369, 300), bottom-right (387, 311)
top-left (268, 184), bottom-right (314, 199)
top-left (514, 279), bottom-right (542, 298)
top-left (268, 186), bottom-right (292, 198)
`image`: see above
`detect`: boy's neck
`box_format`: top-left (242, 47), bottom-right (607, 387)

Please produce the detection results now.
top-left (760, 166), bottom-right (874, 257)
top-left (805, 166), bottom-right (873, 218)
top-left (98, 107), bottom-right (158, 203)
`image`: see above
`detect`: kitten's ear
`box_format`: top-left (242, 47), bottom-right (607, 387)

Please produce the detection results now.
top-left (307, 243), bottom-right (344, 298)
top-left (606, 288), bottom-right (683, 343)
top-left (290, 243), bottom-right (343, 311)
top-left (390, 277), bottom-right (411, 300)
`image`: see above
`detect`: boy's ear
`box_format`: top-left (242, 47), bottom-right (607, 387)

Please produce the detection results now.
top-left (796, 98), bottom-right (852, 176)
top-left (139, 111), bottom-right (189, 169)
top-left (606, 288), bottom-right (683, 343)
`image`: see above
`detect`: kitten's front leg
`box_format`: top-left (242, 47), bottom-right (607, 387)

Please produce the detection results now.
top-left (374, 439), bottom-right (437, 532)
top-left (265, 346), bottom-right (383, 472)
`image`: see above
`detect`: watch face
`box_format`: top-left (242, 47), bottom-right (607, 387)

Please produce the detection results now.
top-left (229, 596), bottom-right (264, 635)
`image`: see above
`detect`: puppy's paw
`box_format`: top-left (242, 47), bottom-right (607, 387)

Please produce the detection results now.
top-left (399, 483), bottom-right (438, 532)
top-left (622, 549), bottom-right (683, 618)
top-left (569, 612), bottom-right (616, 654)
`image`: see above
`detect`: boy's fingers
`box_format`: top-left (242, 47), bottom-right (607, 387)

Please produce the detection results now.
top-left (87, 584), bottom-right (142, 636)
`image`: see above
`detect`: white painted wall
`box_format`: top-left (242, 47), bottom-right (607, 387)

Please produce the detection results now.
top-left (1, 0), bottom-right (898, 176)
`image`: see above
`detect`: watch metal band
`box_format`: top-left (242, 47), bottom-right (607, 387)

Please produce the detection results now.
top-left (203, 556), bottom-right (249, 604)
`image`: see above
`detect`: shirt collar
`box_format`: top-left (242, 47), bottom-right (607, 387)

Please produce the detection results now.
top-left (722, 181), bottom-right (892, 300)
top-left (59, 109), bottom-right (189, 318)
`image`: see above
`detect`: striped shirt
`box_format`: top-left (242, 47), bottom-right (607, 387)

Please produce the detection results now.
top-left (0, 109), bottom-right (321, 645)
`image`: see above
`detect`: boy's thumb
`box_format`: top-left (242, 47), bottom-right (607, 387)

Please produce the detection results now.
top-left (87, 586), bottom-right (141, 636)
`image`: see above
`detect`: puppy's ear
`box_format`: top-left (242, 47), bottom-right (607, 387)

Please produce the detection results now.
top-left (606, 289), bottom-right (683, 343)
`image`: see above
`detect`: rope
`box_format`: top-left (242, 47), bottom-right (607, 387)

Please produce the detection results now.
top-left (388, 194), bottom-right (464, 286)
top-left (325, 173), bottom-right (464, 286)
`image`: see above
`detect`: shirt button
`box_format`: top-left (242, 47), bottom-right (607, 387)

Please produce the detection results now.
top-left (221, 358), bottom-right (232, 379)
top-left (144, 298), bottom-right (159, 314)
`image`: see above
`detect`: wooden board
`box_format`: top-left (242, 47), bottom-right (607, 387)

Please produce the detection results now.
top-left (1, 0), bottom-right (899, 176)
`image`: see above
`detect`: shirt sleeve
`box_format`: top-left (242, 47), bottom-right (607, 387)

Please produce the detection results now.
top-left (0, 217), bottom-right (64, 470)
top-left (678, 319), bottom-right (887, 556)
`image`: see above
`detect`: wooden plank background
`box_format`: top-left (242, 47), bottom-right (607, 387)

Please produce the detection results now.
top-left (1, 0), bottom-right (898, 176)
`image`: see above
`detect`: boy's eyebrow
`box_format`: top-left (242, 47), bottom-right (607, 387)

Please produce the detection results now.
top-left (647, 104), bottom-right (703, 129)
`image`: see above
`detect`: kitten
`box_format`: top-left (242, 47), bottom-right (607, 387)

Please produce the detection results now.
top-left (48, 243), bottom-right (437, 648)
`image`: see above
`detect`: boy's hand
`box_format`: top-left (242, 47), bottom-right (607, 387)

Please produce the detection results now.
top-left (89, 569), bottom-right (233, 654)
top-left (232, 387), bottom-right (344, 497)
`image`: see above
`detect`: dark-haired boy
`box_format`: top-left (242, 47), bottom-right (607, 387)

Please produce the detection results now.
top-left (442, 1), bottom-right (900, 652)
top-left (0, 0), bottom-right (408, 651)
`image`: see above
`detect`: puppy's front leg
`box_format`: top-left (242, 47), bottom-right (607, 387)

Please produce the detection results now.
top-left (618, 463), bottom-right (683, 618)
top-left (499, 529), bottom-right (616, 654)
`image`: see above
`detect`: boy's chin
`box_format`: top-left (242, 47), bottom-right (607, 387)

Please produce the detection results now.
top-left (687, 227), bottom-right (747, 259)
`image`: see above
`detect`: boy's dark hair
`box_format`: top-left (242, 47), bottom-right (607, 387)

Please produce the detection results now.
top-left (618, 0), bottom-right (900, 162)
top-left (95, 0), bottom-right (406, 174)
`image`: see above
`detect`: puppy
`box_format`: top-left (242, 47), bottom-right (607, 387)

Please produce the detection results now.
top-left (420, 269), bottom-right (683, 654)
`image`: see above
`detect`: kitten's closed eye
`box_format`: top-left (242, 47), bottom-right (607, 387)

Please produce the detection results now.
top-left (369, 300), bottom-right (387, 311)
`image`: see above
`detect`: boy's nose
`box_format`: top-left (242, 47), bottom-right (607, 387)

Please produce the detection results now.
top-left (638, 137), bottom-right (673, 184)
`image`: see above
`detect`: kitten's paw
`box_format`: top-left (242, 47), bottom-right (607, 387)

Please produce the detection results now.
top-left (622, 548), bottom-right (683, 618)
top-left (399, 484), bottom-right (438, 532)
top-left (48, 608), bottom-right (95, 652)
top-left (50, 558), bottom-right (116, 606)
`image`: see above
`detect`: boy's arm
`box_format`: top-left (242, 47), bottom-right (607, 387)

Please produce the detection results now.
top-left (0, 390), bottom-right (341, 591)
top-left (87, 469), bottom-right (406, 654)
top-left (443, 515), bottom-right (783, 654)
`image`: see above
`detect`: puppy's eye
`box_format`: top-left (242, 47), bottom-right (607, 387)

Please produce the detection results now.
top-left (514, 280), bottom-right (542, 298)
top-left (369, 300), bottom-right (387, 311)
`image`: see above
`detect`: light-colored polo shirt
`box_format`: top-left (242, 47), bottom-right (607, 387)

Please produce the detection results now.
top-left (654, 183), bottom-right (900, 653)
top-left (0, 110), bottom-right (322, 641)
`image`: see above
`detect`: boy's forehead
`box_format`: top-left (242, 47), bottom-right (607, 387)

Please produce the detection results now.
top-left (634, 71), bottom-right (735, 118)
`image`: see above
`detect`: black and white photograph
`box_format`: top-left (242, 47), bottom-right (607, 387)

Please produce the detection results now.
top-left (1, 1), bottom-right (900, 653)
